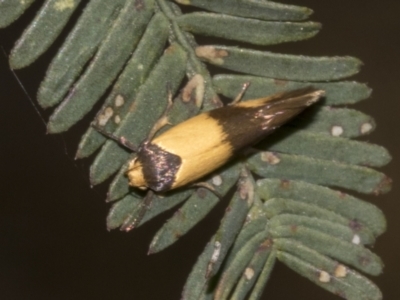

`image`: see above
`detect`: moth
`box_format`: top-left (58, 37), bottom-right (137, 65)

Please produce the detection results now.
top-left (95, 86), bottom-right (324, 229)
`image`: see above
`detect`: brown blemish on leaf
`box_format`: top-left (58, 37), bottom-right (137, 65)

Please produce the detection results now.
top-left (164, 44), bottom-right (178, 55)
top-left (280, 179), bottom-right (291, 189)
top-left (274, 79), bottom-right (289, 86)
top-left (225, 206), bottom-right (232, 213)
top-left (129, 101), bottom-right (138, 112)
top-left (290, 225), bottom-right (298, 233)
top-left (195, 46), bottom-right (229, 65)
top-left (334, 290), bottom-right (346, 298)
top-left (373, 175), bottom-right (392, 195)
top-left (182, 74), bottom-right (205, 107)
top-left (134, 0), bottom-right (144, 10)
top-left (197, 188), bottom-right (207, 198)
top-left (257, 238), bottom-right (272, 252)
top-left (358, 255), bottom-right (372, 267)
top-left (349, 219), bottom-right (363, 232)
top-left (337, 191), bottom-right (347, 199)
top-left (173, 209), bottom-right (186, 221)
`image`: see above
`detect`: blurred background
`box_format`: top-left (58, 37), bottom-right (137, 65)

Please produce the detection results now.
top-left (0, 0), bottom-right (398, 299)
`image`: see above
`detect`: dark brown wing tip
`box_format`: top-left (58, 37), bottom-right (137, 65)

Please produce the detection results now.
top-left (303, 89), bottom-right (325, 106)
top-left (280, 86), bottom-right (325, 104)
top-left (268, 87), bottom-right (325, 109)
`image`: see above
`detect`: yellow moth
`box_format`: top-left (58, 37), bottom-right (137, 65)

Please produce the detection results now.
top-left (125, 87), bottom-right (324, 192)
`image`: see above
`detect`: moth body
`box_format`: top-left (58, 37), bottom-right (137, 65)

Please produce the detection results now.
top-left (127, 87), bottom-right (324, 192)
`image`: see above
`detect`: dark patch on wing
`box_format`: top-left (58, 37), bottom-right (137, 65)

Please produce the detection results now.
top-left (137, 142), bottom-right (182, 192)
top-left (208, 87), bottom-right (320, 152)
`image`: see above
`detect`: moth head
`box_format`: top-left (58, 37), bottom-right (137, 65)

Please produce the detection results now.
top-left (126, 158), bottom-right (148, 190)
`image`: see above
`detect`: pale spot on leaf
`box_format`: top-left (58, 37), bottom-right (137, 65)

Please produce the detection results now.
top-left (334, 264), bottom-right (347, 278)
top-left (261, 152), bottom-right (280, 165)
top-left (331, 125), bottom-right (343, 136)
top-left (54, 0), bottom-right (75, 11)
top-left (319, 270), bottom-right (331, 283)
top-left (352, 234), bottom-right (361, 245)
top-left (212, 175), bottom-right (222, 186)
top-left (97, 107), bottom-right (114, 126)
top-left (360, 122), bottom-right (373, 134)
top-left (244, 268), bottom-right (255, 280)
top-left (115, 95), bottom-right (125, 107)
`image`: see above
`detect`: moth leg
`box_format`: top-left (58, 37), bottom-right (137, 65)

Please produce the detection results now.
top-left (191, 182), bottom-right (223, 199)
top-left (146, 86), bottom-right (174, 141)
top-left (230, 82), bottom-right (251, 105)
top-left (120, 190), bottom-right (155, 232)
top-left (91, 123), bottom-right (138, 152)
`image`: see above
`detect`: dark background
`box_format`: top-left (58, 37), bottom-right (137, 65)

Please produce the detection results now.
top-left (0, 1), bottom-right (399, 299)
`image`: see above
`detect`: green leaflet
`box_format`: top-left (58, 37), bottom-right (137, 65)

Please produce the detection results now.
top-left (294, 107), bottom-right (377, 138)
top-left (213, 230), bottom-right (269, 300)
top-left (276, 241), bottom-right (382, 300)
top-left (106, 194), bottom-right (142, 230)
top-left (203, 167), bottom-right (254, 277)
top-left (221, 199), bottom-right (268, 268)
top-left (247, 250), bottom-right (276, 300)
top-left (47, 0), bottom-right (155, 133)
top-left (213, 74), bottom-right (372, 105)
top-left (269, 215), bottom-right (375, 245)
top-left (106, 160), bottom-right (135, 203)
top-left (263, 198), bottom-right (376, 244)
top-left (107, 189), bottom-right (193, 231)
top-left (249, 152), bottom-right (391, 195)
top-left (173, 0), bottom-right (313, 21)
top-left (177, 13), bottom-right (320, 46)
top-left (196, 45), bottom-right (362, 81)
top-left (1, 1), bottom-right (391, 299)
top-left (10, 0), bottom-right (82, 69)
top-left (182, 198), bottom-right (268, 300)
top-left (0, 0), bottom-right (36, 28)
top-left (257, 179), bottom-right (387, 236)
top-left (182, 237), bottom-right (217, 300)
top-left (37, 0), bottom-right (126, 108)
top-left (273, 227), bottom-right (383, 276)
top-left (259, 129), bottom-right (391, 167)
top-left (229, 242), bottom-right (272, 300)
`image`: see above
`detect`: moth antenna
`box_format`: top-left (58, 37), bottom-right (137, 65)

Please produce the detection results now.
top-left (91, 123), bottom-right (138, 152)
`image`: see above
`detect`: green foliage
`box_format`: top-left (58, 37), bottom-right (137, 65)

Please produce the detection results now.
top-left (1, 0), bottom-right (392, 299)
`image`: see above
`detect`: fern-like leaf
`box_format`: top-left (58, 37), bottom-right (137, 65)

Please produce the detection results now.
top-left (1, 0), bottom-right (392, 299)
